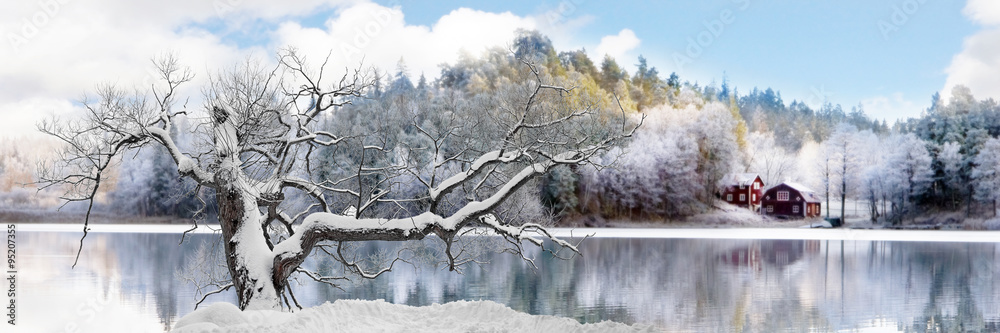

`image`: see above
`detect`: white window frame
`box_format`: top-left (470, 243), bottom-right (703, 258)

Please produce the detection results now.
top-left (727, 194), bottom-right (732, 201)
top-left (792, 205), bottom-right (799, 214)
top-left (752, 194), bottom-right (756, 202)
top-left (766, 205), bottom-right (773, 213)
top-left (739, 194), bottom-right (745, 202)
top-left (777, 191), bottom-right (789, 201)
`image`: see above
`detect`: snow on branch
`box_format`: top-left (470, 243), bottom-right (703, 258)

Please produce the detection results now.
top-left (36, 54), bottom-right (209, 268)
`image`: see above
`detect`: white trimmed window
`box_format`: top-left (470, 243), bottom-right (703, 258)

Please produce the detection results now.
top-left (752, 194), bottom-right (756, 201)
top-left (727, 194), bottom-right (732, 201)
top-left (792, 205), bottom-right (799, 214)
top-left (766, 205), bottom-right (774, 213)
top-left (754, 183), bottom-right (759, 190)
top-left (777, 191), bottom-right (789, 201)
top-left (739, 194), bottom-right (745, 202)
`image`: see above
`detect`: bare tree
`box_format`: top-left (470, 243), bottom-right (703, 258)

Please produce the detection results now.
top-left (824, 123), bottom-right (859, 221)
top-left (37, 50), bottom-right (639, 310)
top-left (743, 131), bottom-right (796, 186)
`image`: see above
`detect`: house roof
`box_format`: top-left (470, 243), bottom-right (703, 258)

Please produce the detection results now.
top-left (767, 182), bottom-right (822, 203)
top-left (721, 173), bottom-right (761, 187)
top-left (783, 182), bottom-right (815, 194)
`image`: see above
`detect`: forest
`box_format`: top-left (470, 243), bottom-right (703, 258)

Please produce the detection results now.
top-left (3, 30), bottom-right (1000, 228)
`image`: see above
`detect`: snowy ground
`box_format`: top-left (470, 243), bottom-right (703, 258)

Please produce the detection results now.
top-left (171, 299), bottom-right (652, 333)
top-left (598, 201), bottom-right (819, 228)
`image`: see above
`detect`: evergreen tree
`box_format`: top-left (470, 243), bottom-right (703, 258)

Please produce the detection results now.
top-left (630, 55), bottom-right (665, 111)
top-left (389, 58), bottom-right (414, 94)
top-left (513, 29), bottom-right (564, 76)
top-left (416, 72), bottom-right (428, 91)
top-left (557, 49), bottom-right (599, 79)
top-left (972, 137), bottom-right (1000, 216)
top-left (599, 55), bottom-right (628, 93)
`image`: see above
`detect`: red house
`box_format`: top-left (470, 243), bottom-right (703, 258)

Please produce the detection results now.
top-left (761, 182), bottom-right (821, 218)
top-left (719, 173), bottom-right (764, 210)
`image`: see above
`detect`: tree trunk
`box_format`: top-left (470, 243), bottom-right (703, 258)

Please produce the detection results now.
top-left (216, 168), bottom-right (281, 310)
top-left (967, 184), bottom-right (973, 218)
top-left (840, 180), bottom-right (846, 222)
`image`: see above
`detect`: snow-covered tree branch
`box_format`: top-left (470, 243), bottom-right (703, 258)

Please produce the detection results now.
top-left (39, 49), bottom-right (638, 310)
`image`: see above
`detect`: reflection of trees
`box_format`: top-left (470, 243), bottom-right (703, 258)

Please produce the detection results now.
top-left (28, 231), bottom-right (1000, 331)
top-left (23, 232), bottom-right (224, 331)
top-left (224, 237), bottom-right (1000, 331)
top-left (108, 233), bottom-right (225, 331)
top-left (902, 243), bottom-right (988, 332)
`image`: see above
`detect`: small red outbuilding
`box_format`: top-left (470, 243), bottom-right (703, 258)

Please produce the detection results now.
top-left (719, 173), bottom-right (764, 210)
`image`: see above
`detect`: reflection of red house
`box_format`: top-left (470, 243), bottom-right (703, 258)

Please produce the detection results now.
top-left (720, 240), bottom-right (820, 270)
top-left (719, 173), bottom-right (764, 210)
top-left (761, 182), bottom-right (821, 218)
top-left (721, 242), bottom-right (762, 270)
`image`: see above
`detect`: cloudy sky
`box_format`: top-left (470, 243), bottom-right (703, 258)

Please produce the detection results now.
top-left (1, 0), bottom-right (998, 137)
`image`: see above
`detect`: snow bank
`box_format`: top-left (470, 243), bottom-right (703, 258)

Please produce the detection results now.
top-left (690, 201), bottom-right (768, 226)
top-left (172, 299), bottom-right (651, 333)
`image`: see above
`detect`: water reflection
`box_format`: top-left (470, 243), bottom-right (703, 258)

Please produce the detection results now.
top-left (16, 230), bottom-right (1000, 332)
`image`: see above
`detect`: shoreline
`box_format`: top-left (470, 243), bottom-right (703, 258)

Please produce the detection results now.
top-left (3, 207), bottom-right (993, 231)
top-left (0, 208), bottom-right (193, 224)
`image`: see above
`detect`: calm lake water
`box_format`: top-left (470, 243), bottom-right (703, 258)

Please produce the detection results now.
top-left (11, 225), bottom-right (1000, 332)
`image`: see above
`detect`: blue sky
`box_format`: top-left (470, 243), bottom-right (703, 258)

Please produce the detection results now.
top-left (1, 0), bottom-right (997, 137)
top-left (370, 0), bottom-right (976, 121)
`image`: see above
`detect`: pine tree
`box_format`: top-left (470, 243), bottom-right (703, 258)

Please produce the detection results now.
top-left (599, 55), bottom-right (627, 93)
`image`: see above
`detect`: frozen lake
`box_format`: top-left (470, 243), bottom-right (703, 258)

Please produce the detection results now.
top-left (10, 224), bottom-right (1000, 332)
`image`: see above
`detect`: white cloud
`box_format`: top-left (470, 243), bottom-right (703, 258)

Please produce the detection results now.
top-left (942, 0), bottom-right (1000, 101)
top-left (272, 3), bottom-right (634, 88)
top-left (942, 28), bottom-right (1000, 101)
top-left (273, 4), bottom-right (549, 84)
top-left (0, 97), bottom-right (83, 140)
top-left (860, 93), bottom-right (921, 123)
top-left (962, 0), bottom-right (1000, 26)
top-left (0, 0), bottom-right (362, 137)
top-left (0, 0), bottom-right (613, 137)
top-left (593, 29), bottom-right (641, 64)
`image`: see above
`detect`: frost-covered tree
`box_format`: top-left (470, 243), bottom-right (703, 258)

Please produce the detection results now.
top-left (884, 133), bottom-right (934, 223)
top-left (860, 166), bottom-right (887, 222)
top-left (581, 100), bottom-right (734, 219)
top-left (854, 131), bottom-right (890, 222)
top-left (937, 141), bottom-right (964, 209)
top-left (743, 131), bottom-right (796, 186)
top-left (900, 85), bottom-right (998, 210)
top-left (971, 137), bottom-right (1000, 215)
top-left (816, 143), bottom-right (835, 219)
top-left (388, 57), bottom-right (414, 94)
top-left (37, 51), bottom-right (637, 310)
top-left (824, 123), bottom-right (860, 220)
